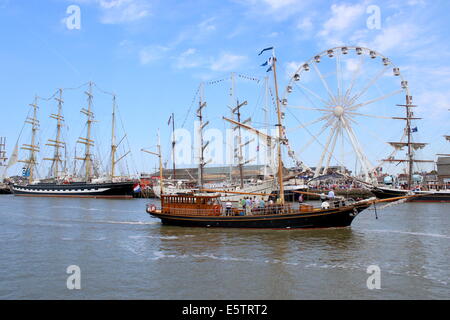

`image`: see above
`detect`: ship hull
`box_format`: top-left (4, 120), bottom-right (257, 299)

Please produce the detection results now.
top-left (371, 187), bottom-right (407, 199)
top-left (11, 181), bottom-right (135, 199)
top-left (411, 191), bottom-right (450, 202)
top-left (148, 203), bottom-right (371, 229)
top-left (0, 187), bottom-right (12, 194)
top-left (371, 187), bottom-right (450, 202)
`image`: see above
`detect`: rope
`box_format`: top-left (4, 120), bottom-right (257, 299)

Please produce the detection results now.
top-left (181, 84), bottom-right (201, 128)
top-left (237, 74), bottom-right (261, 83)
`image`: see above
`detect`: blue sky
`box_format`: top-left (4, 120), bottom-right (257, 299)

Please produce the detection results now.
top-left (1, 0), bottom-right (449, 177)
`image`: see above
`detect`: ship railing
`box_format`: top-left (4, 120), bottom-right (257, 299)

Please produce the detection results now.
top-left (164, 207), bottom-right (223, 216)
top-left (234, 204), bottom-right (295, 216)
top-left (162, 204), bottom-right (300, 216)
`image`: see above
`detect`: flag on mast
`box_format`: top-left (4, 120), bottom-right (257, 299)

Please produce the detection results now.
top-left (259, 47), bottom-right (275, 72)
top-left (167, 115), bottom-right (172, 126)
top-left (261, 57), bottom-right (273, 72)
top-left (258, 47), bottom-right (274, 56)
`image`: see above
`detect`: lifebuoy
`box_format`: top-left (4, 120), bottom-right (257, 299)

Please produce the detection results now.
top-left (212, 205), bottom-right (221, 215)
top-left (147, 204), bottom-right (156, 213)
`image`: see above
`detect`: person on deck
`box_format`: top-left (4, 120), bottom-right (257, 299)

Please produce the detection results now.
top-left (225, 201), bottom-right (232, 216)
top-left (258, 198), bottom-right (265, 214)
top-left (320, 193), bottom-right (327, 202)
top-left (245, 198), bottom-right (252, 215)
top-left (327, 189), bottom-right (335, 199)
top-left (241, 198), bottom-right (246, 209)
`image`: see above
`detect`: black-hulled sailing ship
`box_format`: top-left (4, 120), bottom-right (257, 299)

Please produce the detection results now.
top-left (10, 83), bottom-right (136, 199)
top-left (370, 96), bottom-right (450, 202)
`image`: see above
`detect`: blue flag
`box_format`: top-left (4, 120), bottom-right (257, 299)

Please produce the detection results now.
top-left (258, 47), bottom-right (274, 56)
top-left (260, 56), bottom-right (273, 72)
top-left (22, 167), bottom-right (30, 177)
top-left (411, 127), bottom-right (418, 132)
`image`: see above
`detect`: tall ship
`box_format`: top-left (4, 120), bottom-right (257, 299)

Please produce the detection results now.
top-left (370, 96), bottom-right (450, 202)
top-left (9, 83), bottom-right (136, 198)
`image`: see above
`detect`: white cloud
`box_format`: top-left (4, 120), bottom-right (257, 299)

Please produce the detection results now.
top-left (370, 23), bottom-right (421, 54)
top-left (174, 48), bottom-right (203, 69)
top-left (139, 45), bottom-right (170, 65)
top-left (198, 17), bottom-right (216, 32)
top-left (415, 91), bottom-right (450, 118)
top-left (318, 3), bottom-right (366, 38)
top-left (74, 0), bottom-right (151, 24)
top-left (236, 0), bottom-right (313, 20)
top-left (209, 53), bottom-right (247, 72)
top-left (297, 17), bottom-right (313, 32)
top-left (262, 0), bottom-right (298, 9)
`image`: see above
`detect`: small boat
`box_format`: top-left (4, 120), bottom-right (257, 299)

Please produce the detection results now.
top-left (146, 194), bottom-right (374, 229)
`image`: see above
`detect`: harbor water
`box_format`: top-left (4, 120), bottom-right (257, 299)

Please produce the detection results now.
top-left (0, 195), bottom-right (448, 299)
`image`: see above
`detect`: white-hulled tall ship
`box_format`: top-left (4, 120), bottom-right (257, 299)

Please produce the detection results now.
top-left (10, 82), bottom-right (137, 199)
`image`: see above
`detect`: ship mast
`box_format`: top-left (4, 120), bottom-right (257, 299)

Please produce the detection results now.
top-left (19, 96), bottom-right (40, 184)
top-left (109, 95), bottom-right (130, 180)
top-left (44, 88), bottom-right (65, 179)
top-left (261, 76), bottom-right (274, 178)
top-left (76, 82), bottom-right (95, 182)
top-left (141, 130), bottom-right (163, 195)
top-left (383, 95), bottom-right (433, 188)
top-left (171, 112), bottom-right (176, 180)
top-left (232, 99), bottom-right (248, 188)
top-left (110, 94), bottom-right (117, 179)
top-left (0, 137), bottom-right (6, 167)
top-left (157, 131), bottom-right (163, 195)
top-left (271, 55), bottom-right (285, 204)
top-left (197, 82), bottom-right (208, 189)
top-left (228, 72), bottom-right (251, 188)
top-left (406, 95), bottom-right (413, 188)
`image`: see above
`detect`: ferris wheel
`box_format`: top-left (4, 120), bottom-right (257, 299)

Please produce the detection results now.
top-left (280, 46), bottom-right (411, 182)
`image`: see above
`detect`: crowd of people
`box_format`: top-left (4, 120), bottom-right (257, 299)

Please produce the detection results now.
top-left (223, 188), bottom-right (341, 216)
top-left (224, 196), bottom-right (285, 216)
